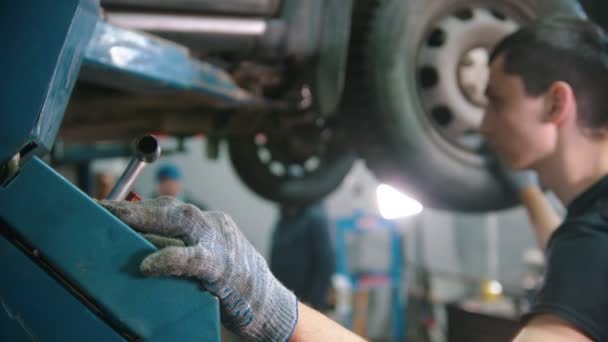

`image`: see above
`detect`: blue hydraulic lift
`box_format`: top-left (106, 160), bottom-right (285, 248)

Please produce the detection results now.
top-left (0, 0), bottom-right (257, 340)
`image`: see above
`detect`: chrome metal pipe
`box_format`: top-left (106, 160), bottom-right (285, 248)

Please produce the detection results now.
top-left (106, 12), bottom-right (267, 36)
top-left (105, 12), bottom-right (284, 55)
top-left (107, 134), bottom-right (161, 201)
top-left (101, 0), bottom-right (281, 17)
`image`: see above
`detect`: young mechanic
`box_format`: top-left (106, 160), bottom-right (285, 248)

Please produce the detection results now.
top-left (102, 17), bottom-right (608, 342)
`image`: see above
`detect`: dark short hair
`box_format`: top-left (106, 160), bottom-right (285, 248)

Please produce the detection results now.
top-left (490, 17), bottom-right (608, 132)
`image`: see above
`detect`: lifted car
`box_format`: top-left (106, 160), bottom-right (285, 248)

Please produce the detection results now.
top-left (60, 0), bottom-right (587, 211)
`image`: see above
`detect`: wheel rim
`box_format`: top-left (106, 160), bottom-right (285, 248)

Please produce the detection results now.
top-left (416, 6), bottom-right (518, 156)
top-left (229, 118), bottom-right (355, 205)
top-left (251, 122), bottom-right (332, 180)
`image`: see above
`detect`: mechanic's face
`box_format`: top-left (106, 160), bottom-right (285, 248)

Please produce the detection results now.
top-left (480, 55), bottom-right (556, 170)
top-left (158, 179), bottom-right (182, 197)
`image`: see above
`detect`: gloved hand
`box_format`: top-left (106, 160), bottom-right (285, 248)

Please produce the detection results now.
top-left (100, 197), bottom-right (298, 342)
top-left (484, 151), bottom-right (540, 192)
top-left (504, 169), bottom-right (540, 191)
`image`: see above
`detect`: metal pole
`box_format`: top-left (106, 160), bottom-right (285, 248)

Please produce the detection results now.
top-left (107, 134), bottom-right (161, 200)
top-left (105, 12), bottom-right (285, 55)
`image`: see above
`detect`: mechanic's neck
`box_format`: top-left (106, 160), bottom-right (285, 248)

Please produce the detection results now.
top-left (536, 138), bottom-right (608, 207)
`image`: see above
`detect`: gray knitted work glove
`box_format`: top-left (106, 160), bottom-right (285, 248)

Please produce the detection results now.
top-left (100, 197), bottom-right (298, 342)
top-left (504, 169), bottom-right (540, 191)
top-left (485, 151), bottom-right (540, 191)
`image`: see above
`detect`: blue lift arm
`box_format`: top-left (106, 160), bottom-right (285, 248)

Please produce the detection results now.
top-left (0, 0), bottom-right (258, 339)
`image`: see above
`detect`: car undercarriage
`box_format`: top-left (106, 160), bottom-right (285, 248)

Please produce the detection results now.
top-left (58, 0), bottom-right (592, 211)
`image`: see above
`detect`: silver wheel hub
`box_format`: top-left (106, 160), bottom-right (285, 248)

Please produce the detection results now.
top-left (416, 7), bottom-right (517, 152)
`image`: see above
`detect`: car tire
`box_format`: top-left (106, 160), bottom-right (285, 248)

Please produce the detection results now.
top-left (229, 126), bottom-right (355, 205)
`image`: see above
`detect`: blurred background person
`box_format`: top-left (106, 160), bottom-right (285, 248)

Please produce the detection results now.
top-left (153, 163), bottom-right (208, 210)
top-left (270, 202), bottom-right (335, 311)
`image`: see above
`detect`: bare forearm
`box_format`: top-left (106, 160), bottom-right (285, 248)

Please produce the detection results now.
top-left (290, 302), bottom-right (366, 342)
top-left (514, 316), bottom-right (591, 342)
top-left (519, 187), bottom-right (561, 251)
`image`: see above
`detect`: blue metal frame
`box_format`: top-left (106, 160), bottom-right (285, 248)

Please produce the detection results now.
top-left (0, 233), bottom-right (125, 341)
top-left (0, 0), bottom-right (264, 339)
top-left (0, 158), bottom-right (221, 340)
top-left (0, 0), bottom-right (255, 166)
top-left (52, 142), bottom-right (133, 163)
top-left (0, 0), bottom-right (99, 165)
top-left (81, 22), bottom-right (257, 105)
top-left (334, 211), bottom-right (407, 341)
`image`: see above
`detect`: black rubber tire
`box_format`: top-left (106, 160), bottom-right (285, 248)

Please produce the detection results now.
top-left (229, 132), bottom-right (356, 205)
top-left (342, 0), bottom-right (585, 212)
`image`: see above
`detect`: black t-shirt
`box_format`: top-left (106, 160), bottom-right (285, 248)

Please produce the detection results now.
top-left (522, 175), bottom-right (608, 342)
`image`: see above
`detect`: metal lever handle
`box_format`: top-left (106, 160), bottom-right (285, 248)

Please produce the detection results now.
top-left (107, 134), bottom-right (161, 201)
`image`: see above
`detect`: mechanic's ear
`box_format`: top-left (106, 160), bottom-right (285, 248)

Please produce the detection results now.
top-left (545, 81), bottom-right (575, 126)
